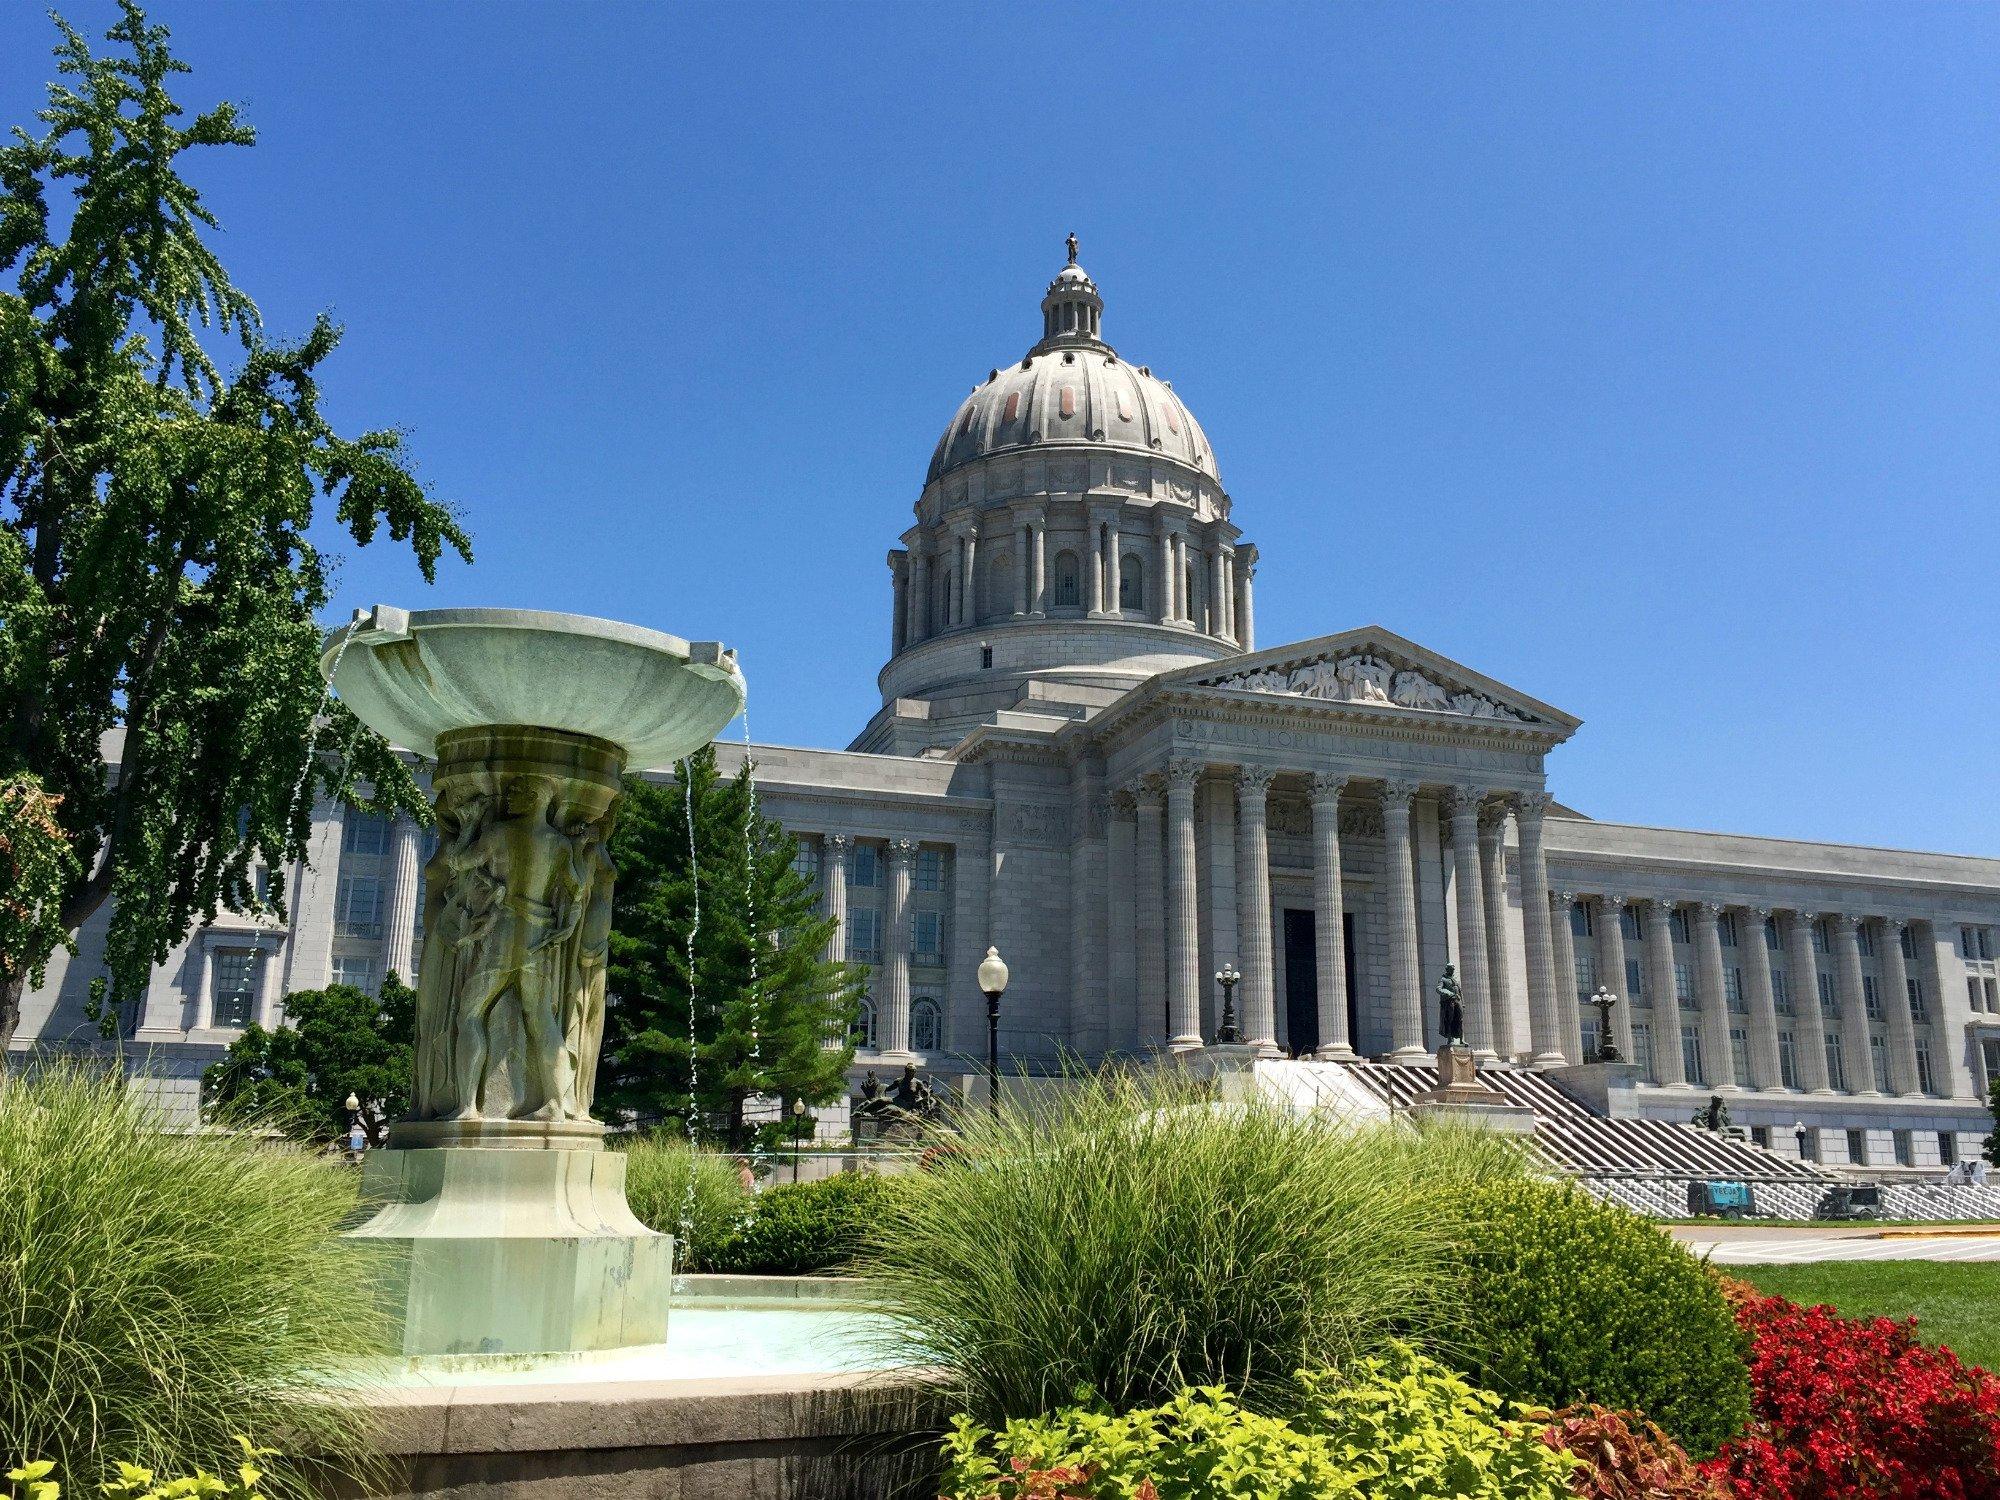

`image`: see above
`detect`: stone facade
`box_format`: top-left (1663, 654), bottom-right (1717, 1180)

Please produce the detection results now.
top-left (19, 251), bottom-right (2000, 1174)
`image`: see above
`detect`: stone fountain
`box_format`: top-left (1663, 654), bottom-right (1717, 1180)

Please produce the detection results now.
top-left (321, 606), bottom-right (745, 1358)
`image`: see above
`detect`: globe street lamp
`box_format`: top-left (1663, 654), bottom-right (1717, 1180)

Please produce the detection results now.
top-left (1794, 1120), bottom-right (1810, 1162)
top-left (1588, 987), bottom-right (1621, 1062)
top-left (1214, 962), bottom-right (1244, 1045)
top-left (344, 1091), bottom-right (364, 1159)
top-left (979, 945), bottom-right (1009, 1118)
top-left (791, 1097), bottom-right (808, 1184)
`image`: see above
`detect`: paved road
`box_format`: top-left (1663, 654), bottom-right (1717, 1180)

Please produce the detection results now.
top-left (1671, 1225), bottom-right (2000, 1264)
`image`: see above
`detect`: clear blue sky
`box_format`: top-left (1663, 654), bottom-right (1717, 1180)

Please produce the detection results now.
top-left (7, 3), bottom-right (1996, 854)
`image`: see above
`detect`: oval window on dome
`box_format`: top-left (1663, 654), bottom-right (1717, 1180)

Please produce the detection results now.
top-left (1002, 391), bottom-right (1021, 424)
top-left (1059, 386), bottom-right (1076, 420)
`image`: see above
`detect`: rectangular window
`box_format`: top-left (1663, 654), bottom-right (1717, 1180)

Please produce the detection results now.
top-left (1988, 977), bottom-right (2000, 1013)
top-left (1632, 1023), bottom-right (1654, 1078)
top-left (1984, 929), bottom-right (1995, 961)
top-left (1908, 977), bottom-right (1925, 1020)
top-left (1870, 1034), bottom-right (1890, 1092)
top-left (1857, 923), bottom-right (1876, 957)
top-left (1674, 961), bottom-right (1695, 1003)
top-left (1729, 1026), bottom-right (1751, 1082)
top-left (1846, 1128), bottom-right (1868, 1165)
top-left (1863, 975), bottom-right (1883, 1020)
top-left (1917, 1044), bottom-right (1937, 1096)
top-left (1970, 976), bottom-right (1984, 1014)
top-left (1670, 908), bottom-right (1691, 945)
top-left (850, 844), bottom-right (880, 889)
top-left (791, 844), bottom-right (820, 886)
top-left (1570, 903), bottom-right (1593, 939)
top-left (1963, 926), bottom-right (1979, 960)
top-left (1719, 911), bottom-right (1738, 947)
top-left (335, 874), bottom-right (384, 938)
top-left (1941, 1132), bottom-right (1958, 1167)
top-left (1681, 1024), bottom-right (1704, 1085)
top-left (1893, 1130), bottom-right (1913, 1167)
top-left (1825, 1033), bottom-right (1846, 1091)
top-left (1900, 925), bottom-right (1919, 961)
top-left (330, 955), bottom-right (376, 994)
top-left (1580, 1013), bottom-right (1601, 1060)
top-left (211, 949), bottom-right (259, 1028)
top-left (1817, 971), bottom-right (1837, 1015)
top-left (1778, 1031), bottom-right (1800, 1089)
top-left (1813, 920), bottom-right (1831, 954)
top-left (915, 848), bottom-right (945, 893)
top-left (1752, 1124), bottom-right (1771, 1149)
top-left (1574, 951), bottom-right (1597, 998)
top-left (342, 805), bottom-right (389, 857)
top-left (913, 910), bottom-right (945, 966)
top-left (1984, 1037), bottom-right (2000, 1090)
top-left (849, 908), bottom-right (882, 961)
top-left (1798, 1126), bottom-right (1819, 1162)
top-left (1725, 967), bottom-right (1746, 1013)
top-left (1625, 957), bottom-right (1644, 999)
top-left (1765, 917), bottom-right (1782, 951)
top-left (1620, 907), bottom-right (1643, 942)
top-left (1773, 969), bottom-right (1793, 1014)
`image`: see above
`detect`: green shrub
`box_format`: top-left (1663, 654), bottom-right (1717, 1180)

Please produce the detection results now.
top-left (9, 1440), bottom-right (278, 1500)
top-left (617, 1134), bottom-right (750, 1270)
top-left (0, 1064), bottom-right (384, 1493)
top-left (1449, 1178), bottom-right (1750, 1457)
top-left (863, 1068), bottom-right (1527, 1422)
top-left (938, 1343), bottom-right (1581, 1500)
top-left (709, 1169), bottom-right (896, 1275)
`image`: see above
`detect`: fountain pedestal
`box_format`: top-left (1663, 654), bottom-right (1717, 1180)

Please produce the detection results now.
top-left (322, 609), bottom-right (745, 1359)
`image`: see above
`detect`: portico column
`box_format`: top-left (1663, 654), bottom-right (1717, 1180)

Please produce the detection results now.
top-left (1381, 779), bottom-right (1427, 1060)
top-left (1105, 790), bottom-right (1138, 1049)
top-left (881, 838), bottom-right (916, 1059)
top-left (1165, 759), bottom-right (1204, 1050)
top-left (961, 530), bottom-right (978, 624)
top-left (194, 942), bottom-right (217, 1031)
top-left (1595, 896), bottom-right (1638, 1062)
top-left (1644, 899), bottom-right (1687, 1086)
top-left (1132, 777), bottom-right (1166, 1047)
top-left (1477, 806), bottom-right (1516, 1057)
top-left (908, 547), bottom-right (930, 644)
top-left (1087, 521), bottom-right (1106, 616)
top-left (381, 814), bottom-right (423, 987)
top-left (1235, 548), bottom-right (1256, 651)
top-left (1737, 907), bottom-right (1785, 1090)
top-left (1830, 913), bottom-right (1877, 1094)
top-left (1514, 791), bottom-right (1563, 1068)
top-left (1219, 549), bottom-right (1236, 641)
top-left (254, 939), bottom-right (284, 1028)
top-left (1878, 919), bottom-right (1923, 1096)
top-left (1012, 522), bottom-right (1029, 616)
top-left (1031, 523), bottom-right (1047, 616)
top-left (1235, 765), bottom-right (1279, 1055)
top-left (1443, 787), bottom-right (1496, 1061)
top-left (1156, 529), bottom-right (1175, 624)
top-left (822, 834), bottom-right (851, 966)
top-left (1207, 548), bottom-right (1225, 638)
top-left (1549, 892), bottom-right (1582, 1064)
top-left (1309, 773), bottom-right (1355, 1060)
top-left (891, 554), bottom-right (909, 654)
top-left (1692, 902), bottom-right (1738, 1088)
top-left (1106, 531), bottom-right (1124, 615)
top-left (1783, 910), bottom-right (1833, 1092)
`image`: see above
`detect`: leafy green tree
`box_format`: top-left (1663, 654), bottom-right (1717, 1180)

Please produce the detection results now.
top-left (0, 3), bottom-right (470, 1055)
top-left (202, 972), bottom-right (414, 1146)
top-left (603, 747), bottom-right (861, 1150)
top-left (1984, 1075), bottom-right (2000, 1170)
top-left (0, 774), bottom-right (79, 994)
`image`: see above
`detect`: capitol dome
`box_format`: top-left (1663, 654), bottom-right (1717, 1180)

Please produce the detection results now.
top-left (925, 257), bottom-right (1220, 486)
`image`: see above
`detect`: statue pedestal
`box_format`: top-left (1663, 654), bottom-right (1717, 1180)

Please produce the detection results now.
top-left (1408, 1045), bottom-right (1536, 1135)
top-left (351, 1143), bottom-right (673, 1358)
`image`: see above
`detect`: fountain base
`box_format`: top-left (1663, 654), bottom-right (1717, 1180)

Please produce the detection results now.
top-left (351, 1145), bottom-right (674, 1357)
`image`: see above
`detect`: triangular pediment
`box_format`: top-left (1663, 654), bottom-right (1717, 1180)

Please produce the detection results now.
top-left (1166, 626), bottom-right (1579, 737)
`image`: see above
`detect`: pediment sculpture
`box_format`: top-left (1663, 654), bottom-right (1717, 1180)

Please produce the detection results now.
top-left (1205, 652), bottom-right (1531, 722)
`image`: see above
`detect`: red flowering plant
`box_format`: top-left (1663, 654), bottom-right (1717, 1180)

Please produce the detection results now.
top-left (1704, 1280), bottom-right (2000, 1499)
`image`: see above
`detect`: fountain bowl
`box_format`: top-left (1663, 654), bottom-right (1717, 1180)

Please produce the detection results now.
top-left (321, 605), bottom-right (744, 769)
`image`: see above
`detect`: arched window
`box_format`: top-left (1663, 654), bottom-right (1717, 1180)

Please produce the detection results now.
top-left (1053, 550), bottom-right (1080, 608)
top-left (1119, 555), bottom-right (1144, 611)
top-left (911, 997), bottom-right (942, 1053)
top-left (853, 997), bottom-right (878, 1051)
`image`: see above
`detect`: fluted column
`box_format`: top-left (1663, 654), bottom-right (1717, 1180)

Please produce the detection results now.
top-left (1595, 896), bottom-right (1637, 1062)
top-left (1737, 907), bottom-right (1785, 1090)
top-left (1106, 790), bottom-right (1137, 1049)
top-left (961, 530), bottom-right (978, 624)
top-left (1087, 520), bottom-right (1107, 616)
top-left (1550, 892), bottom-right (1582, 1064)
top-left (1691, 902), bottom-right (1737, 1088)
top-left (1878, 919), bottom-right (1923, 1096)
top-left (1477, 806), bottom-right (1515, 1056)
top-left (1012, 522), bottom-right (1030, 616)
top-left (1514, 791), bottom-right (1562, 1068)
top-left (1219, 549), bottom-right (1236, 641)
top-left (822, 834), bottom-right (851, 966)
top-left (1830, 913), bottom-right (1877, 1094)
top-left (381, 814), bottom-right (423, 987)
top-left (1644, 899), bottom-right (1687, 1086)
top-left (1442, 788), bottom-right (1496, 1061)
top-left (1106, 532), bottom-right (1124, 616)
top-left (1381, 779), bottom-right (1427, 1060)
top-left (1156, 529), bottom-right (1175, 624)
top-left (1031, 523), bottom-right (1047, 616)
top-left (1164, 759), bottom-right (1203, 1050)
top-left (1235, 765), bottom-right (1279, 1055)
top-left (1207, 548), bottom-right (1226, 640)
top-left (881, 838), bottom-right (917, 1059)
top-left (1235, 552), bottom-right (1256, 651)
top-left (891, 555), bottom-right (909, 655)
top-left (908, 548), bottom-right (930, 645)
top-left (1783, 910), bottom-right (1832, 1092)
top-left (1133, 777), bottom-right (1166, 1047)
top-left (1309, 772), bottom-right (1355, 1060)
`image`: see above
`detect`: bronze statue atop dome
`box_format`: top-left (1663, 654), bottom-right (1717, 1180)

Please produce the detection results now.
top-left (1066, 232), bottom-right (1078, 265)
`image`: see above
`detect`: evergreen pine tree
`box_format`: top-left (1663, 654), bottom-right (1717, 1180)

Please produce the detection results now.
top-left (602, 747), bottom-right (860, 1149)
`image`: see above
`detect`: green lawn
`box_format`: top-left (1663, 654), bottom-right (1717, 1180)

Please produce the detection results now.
top-left (1732, 1261), bottom-right (2000, 1372)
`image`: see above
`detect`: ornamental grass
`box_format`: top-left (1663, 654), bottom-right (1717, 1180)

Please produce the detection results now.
top-left (0, 1063), bottom-right (386, 1494)
top-left (859, 1067), bottom-right (1526, 1423)
top-left (616, 1133), bottom-right (750, 1270)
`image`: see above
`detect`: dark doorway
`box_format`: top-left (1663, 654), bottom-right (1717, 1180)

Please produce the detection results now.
top-left (1281, 909), bottom-right (1363, 1057)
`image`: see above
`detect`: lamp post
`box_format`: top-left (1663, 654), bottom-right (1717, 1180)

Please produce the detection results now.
top-left (1589, 987), bottom-right (1620, 1062)
top-left (1794, 1120), bottom-right (1810, 1163)
top-left (791, 1097), bottom-right (808, 1184)
top-left (344, 1091), bottom-right (364, 1159)
top-left (978, 945), bottom-right (1009, 1118)
top-left (1214, 962), bottom-right (1243, 1046)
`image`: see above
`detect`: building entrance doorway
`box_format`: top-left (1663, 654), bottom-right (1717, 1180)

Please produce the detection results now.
top-left (1281, 910), bottom-right (1359, 1057)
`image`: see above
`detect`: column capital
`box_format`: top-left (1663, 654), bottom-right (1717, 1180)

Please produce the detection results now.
top-left (1380, 777), bottom-right (1419, 811)
top-left (1107, 788), bottom-right (1136, 818)
top-left (1478, 801), bottom-right (1510, 836)
top-left (1439, 784), bottom-right (1485, 820)
top-left (1742, 904), bottom-right (1773, 922)
top-left (1693, 900), bottom-right (1724, 924)
top-left (1130, 773), bottom-right (1165, 809)
top-left (1643, 896), bottom-right (1678, 917)
top-left (1597, 892), bottom-right (1626, 911)
top-left (823, 832), bottom-right (853, 856)
top-left (1164, 758), bottom-right (1204, 794)
top-left (1553, 889), bottom-right (1578, 909)
top-left (1236, 763), bottom-right (1278, 797)
top-left (1879, 915), bottom-right (1908, 934)
top-left (1827, 911), bottom-right (1860, 933)
top-left (887, 836), bottom-right (918, 865)
top-left (1514, 789), bottom-right (1555, 821)
top-left (1786, 907), bottom-right (1819, 924)
top-left (1309, 771), bottom-right (1348, 803)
